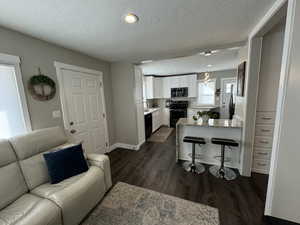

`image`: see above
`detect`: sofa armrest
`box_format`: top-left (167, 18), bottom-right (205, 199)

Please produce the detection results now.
top-left (86, 154), bottom-right (112, 190)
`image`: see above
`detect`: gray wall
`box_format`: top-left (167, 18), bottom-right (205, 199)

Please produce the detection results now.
top-left (266, 1), bottom-right (300, 223)
top-left (191, 69), bottom-right (237, 106)
top-left (234, 45), bottom-right (248, 121)
top-left (0, 26), bottom-right (115, 144)
top-left (198, 69), bottom-right (237, 89)
top-left (111, 62), bottom-right (138, 145)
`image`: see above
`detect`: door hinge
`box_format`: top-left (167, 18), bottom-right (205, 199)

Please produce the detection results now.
top-left (100, 82), bottom-right (102, 87)
top-left (103, 113), bottom-right (106, 118)
top-left (105, 142), bottom-right (108, 147)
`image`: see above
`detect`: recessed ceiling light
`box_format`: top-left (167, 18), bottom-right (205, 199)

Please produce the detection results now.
top-left (207, 64), bottom-right (212, 67)
top-left (199, 50), bottom-right (220, 56)
top-left (141, 60), bottom-right (153, 64)
top-left (124, 13), bottom-right (139, 24)
top-left (204, 51), bottom-right (212, 56)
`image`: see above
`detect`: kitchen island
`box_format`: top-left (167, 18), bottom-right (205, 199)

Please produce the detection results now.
top-left (176, 118), bottom-right (243, 172)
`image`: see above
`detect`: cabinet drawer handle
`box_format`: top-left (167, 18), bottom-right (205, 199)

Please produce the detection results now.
top-left (261, 129), bottom-right (271, 132)
top-left (262, 117), bottom-right (272, 120)
top-left (260, 140), bottom-right (269, 144)
top-left (257, 152), bottom-right (268, 156)
top-left (257, 163), bottom-right (267, 166)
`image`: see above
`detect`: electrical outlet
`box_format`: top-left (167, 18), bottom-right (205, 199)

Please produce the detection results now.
top-left (52, 110), bottom-right (61, 118)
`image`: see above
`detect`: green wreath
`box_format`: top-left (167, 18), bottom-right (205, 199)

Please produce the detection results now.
top-left (28, 68), bottom-right (56, 101)
top-left (30, 75), bottom-right (55, 88)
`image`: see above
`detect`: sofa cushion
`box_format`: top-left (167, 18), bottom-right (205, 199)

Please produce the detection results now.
top-left (10, 127), bottom-right (68, 160)
top-left (43, 143), bottom-right (88, 184)
top-left (9, 127), bottom-right (70, 190)
top-left (32, 166), bottom-right (106, 225)
top-left (0, 140), bottom-right (16, 167)
top-left (0, 194), bottom-right (61, 225)
top-left (0, 140), bottom-right (28, 210)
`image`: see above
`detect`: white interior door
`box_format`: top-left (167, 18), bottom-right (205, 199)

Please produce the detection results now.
top-left (220, 78), bottom-right (237, 119)
top-left (60, 68), bottom-right (108, 154)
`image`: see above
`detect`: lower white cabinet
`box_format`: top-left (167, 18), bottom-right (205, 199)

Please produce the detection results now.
top-left (162, 108), bottom-right (170, 127)
top-left (152, 109), bottom-right (162, 132)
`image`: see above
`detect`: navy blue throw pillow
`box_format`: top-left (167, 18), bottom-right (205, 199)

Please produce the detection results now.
top-left (43, 143), bottom-right (88, 184)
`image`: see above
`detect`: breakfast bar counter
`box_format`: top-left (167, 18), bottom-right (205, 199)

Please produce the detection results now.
top-left (176, 118), bottom-right (243, 171)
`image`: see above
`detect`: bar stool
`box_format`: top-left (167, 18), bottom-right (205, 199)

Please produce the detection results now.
top-left (209, 138), bottom-right (239, 180)
top-left (182, 136), bottom-right (206, 174)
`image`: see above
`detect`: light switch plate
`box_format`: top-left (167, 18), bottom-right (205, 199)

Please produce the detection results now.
top-left (52, 110), bottom-right (61, 118)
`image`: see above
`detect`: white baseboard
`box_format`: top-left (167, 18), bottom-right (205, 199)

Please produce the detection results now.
top-left (109, 140), bottom-right (145, 152)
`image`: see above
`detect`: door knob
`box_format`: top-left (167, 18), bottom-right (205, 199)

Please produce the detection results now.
top-left (69, 121), bottom-right (74, 126)
top-left (70, 129), bottom-right (77, 134)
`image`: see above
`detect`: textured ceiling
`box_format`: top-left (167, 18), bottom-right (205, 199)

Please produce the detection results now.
top-left (0, 0), bottom-right (276, 62)
top-left (140, 48), bottom-right (239, 75)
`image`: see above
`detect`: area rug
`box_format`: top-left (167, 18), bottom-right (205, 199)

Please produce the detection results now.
top-left (82, 182), bottom-right (219, 225)
top-left (147, 127), bottom-right (174, 143)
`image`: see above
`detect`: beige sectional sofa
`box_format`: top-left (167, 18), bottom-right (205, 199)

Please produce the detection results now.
top-left (0, 127), bottom-right (112, 225)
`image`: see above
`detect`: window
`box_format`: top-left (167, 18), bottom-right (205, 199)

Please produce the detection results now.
top-left (0, 53), bottom-right (31, 139)
top-left (197, 79), bottom-right (216, 105)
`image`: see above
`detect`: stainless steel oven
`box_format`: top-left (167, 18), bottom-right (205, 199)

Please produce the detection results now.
top-left (169, 101), bottom-right (188, 127)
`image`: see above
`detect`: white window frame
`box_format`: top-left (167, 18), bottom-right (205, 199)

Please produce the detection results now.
top-left (196, 78), bottom-right (217, 106)
top-left (0, 53), bottom-right (32, 133)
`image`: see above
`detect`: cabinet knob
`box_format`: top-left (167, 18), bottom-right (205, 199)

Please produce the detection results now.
top-left (70, 129), bottom-right (77, 134)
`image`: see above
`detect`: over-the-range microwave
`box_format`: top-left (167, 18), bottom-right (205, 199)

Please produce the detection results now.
top-left (171, 87), bottom-right (188, 98)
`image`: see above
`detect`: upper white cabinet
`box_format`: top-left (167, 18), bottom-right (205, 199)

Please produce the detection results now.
top-left (153, 77), bottom-right (163, 98)
top-left (145, 76), bottom-right (154, 99)
top-left (145, 74), bottom-right (197, 99)
top-left (162, 77), bottom-right (171, 98)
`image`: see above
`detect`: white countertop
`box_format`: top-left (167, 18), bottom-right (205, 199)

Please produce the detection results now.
top-left (176, 118), bottom-right (243, 128)
top-left (189, 105), bottom-right (219, 110)
top-left (144, 108), bottom-right (160, 115)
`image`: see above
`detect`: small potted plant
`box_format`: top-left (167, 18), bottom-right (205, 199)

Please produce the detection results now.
top-left (192, 114), bottom-right (199, 122)
top-left (197, 111), bottom-right (211, 123)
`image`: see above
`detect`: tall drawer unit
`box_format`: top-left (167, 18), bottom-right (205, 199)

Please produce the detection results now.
top-left (255, 125), bottom-right (274, 136)
top-left (252, 158), bottom-right (271, 174)
top-left (252, 111), bottom-right (276, 174)
top-left (254, 136), bottom-right (273, 148)
top-left (253, 148), bottom-right (272, 160)
top-left (256, 112), bottom-right (276, 124)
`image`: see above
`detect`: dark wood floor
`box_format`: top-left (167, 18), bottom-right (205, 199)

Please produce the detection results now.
top-left (107, 131), bottom-right (269, 225)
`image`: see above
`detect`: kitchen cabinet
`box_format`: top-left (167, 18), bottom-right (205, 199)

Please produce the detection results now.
top-left (145, 74), bottom-right (197, 99)
top-left (162, 108), bottom-right (170, 127)
top-left (145, 76), bottom-right (163, 99)
top-left (145, 76), bottom-right (154, 99)
top-left (152, 109), bottom-right (162, 132)
top-left (153, 77), bottom-right (162, 98)
top-left (162, 78), bottom-right (171, 98)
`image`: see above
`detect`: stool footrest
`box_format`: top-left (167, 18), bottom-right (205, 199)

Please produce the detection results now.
top-left (209, 166), bottom-right (237, 180)
top-left (183, 136), bottom-right (206, 144)
top-left (182, 161), bottom-right (205, 174)
top-left (211, 138), bottom-right (239, 147)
